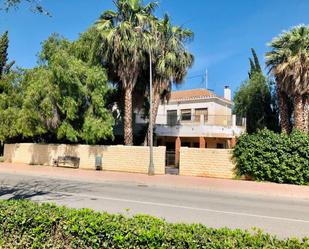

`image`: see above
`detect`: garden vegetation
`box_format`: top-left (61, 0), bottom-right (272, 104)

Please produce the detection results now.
top-left (0, 200), bottom-right (308, 248)
top-left (233, 129), bottom-right (309, 185)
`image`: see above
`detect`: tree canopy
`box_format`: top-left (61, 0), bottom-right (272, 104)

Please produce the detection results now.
top-left (95, 0), bottom-right (158, 145)
top-left (266, 25), bottom-right (309, 133)
top-left (248, 48), bottom-right (262, 78)
top-left (0, 31), bottom-right (15, 78)
top-left (234, 49), bottom-right (279, 133)
top-left (143, 13), bottom-right (194, 145)
top-left (0, 34), bottom-right (114, 144)
top-left (95, 0), bottom-right (194, 145)
top-left (1, 0), bottom-right (50, 15)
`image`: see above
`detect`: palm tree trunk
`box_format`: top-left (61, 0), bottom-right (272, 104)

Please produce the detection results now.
top-left (277, 89), bottom-right (291, 133)
top-left (144, 91), bottom-right (161, 146)
top-left (301, 95), bottom-right (308, 132)
top-left (294, 93), bottom-right (304, 131)
top-left (123, 84), bottom-right (134, 145)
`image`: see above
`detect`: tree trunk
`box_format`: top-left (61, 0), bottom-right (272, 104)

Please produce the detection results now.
top-left (123, 85), bottom-right (134, 145)
top-left (144, 91), bottom-right (161, 146)
top-left (301, 95), bottom-right (308, 132)
top-left (277, 89), bottom-right (291, 133)
top-left (294, 93), bottom-right (304, 131)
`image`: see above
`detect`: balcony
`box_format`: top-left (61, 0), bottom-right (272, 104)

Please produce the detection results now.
top-left (154, 114), bottom-right (246, 138)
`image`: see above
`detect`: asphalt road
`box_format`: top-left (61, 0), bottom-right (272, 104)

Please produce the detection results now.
top-left (0, 172), bottom-right (308, 239)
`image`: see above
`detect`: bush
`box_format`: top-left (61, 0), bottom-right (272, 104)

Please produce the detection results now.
top-left (233, 129), bottom-right (309, 185)
top-left (0, 200), bottom-right (308, 248)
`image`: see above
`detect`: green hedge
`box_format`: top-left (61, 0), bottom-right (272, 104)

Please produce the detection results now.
top-left (233, 129), bottom-right (309, 185)
top-left (0, 200), bottom-right (308, 248)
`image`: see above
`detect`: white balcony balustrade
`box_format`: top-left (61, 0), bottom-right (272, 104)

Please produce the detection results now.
top-left (134, 113), bottom-right (246, 138)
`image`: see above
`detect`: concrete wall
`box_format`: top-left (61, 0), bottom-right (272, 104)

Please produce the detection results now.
top-left (179, 147), bottom-right (235, 179)
top-left (3, 143), bottom-right (166, 175)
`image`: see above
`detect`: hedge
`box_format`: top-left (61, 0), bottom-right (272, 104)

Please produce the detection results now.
top-left (0, 200), bottom-right (308, 248)
top-left (233, 129), bottom-right (309, 185)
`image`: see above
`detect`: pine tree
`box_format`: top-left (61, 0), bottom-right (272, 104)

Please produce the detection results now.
top-left (0, 31), bottom-right (14, 78)
top-left (249, 58), bottom-right (256, 77)
top-left (251, 48), bottom-right (262, 72)
top-left (235, 49), bottom-right (280, 133)
top-left (248, 48), bottom-right (262, 78)
top-left (0, 31), bottom-right (9, 78)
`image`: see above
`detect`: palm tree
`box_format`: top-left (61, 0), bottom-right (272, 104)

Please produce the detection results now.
top-left (144, 14), bottom-right (194, 145)
top-left (266, 25), bottom-right (309, 132)
top-left (95, 0), bottom-right (157, 145)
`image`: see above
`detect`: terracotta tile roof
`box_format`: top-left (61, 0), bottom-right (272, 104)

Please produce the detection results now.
top-left (170, 89), bottom-right (217, 101)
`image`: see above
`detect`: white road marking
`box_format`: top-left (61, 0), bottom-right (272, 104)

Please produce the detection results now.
top-left (53, 191), bottom-right (309, 224)
top-left (2, 181), bottom-right (309, 224)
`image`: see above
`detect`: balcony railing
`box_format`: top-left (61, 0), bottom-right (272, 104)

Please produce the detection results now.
top-left (134, 113), bottom-right (246, 127)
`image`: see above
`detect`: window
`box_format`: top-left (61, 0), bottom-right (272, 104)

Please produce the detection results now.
top-left (167, 110), bottom-right (177, 126)
top-left (195, 108), bottom-right (208, 122)
top-left (217, 143), bottom-right (225, 149)
top-left (193, 143), bottom-right (199, 148)
top-left (181, 109), bottom-right (191, 121)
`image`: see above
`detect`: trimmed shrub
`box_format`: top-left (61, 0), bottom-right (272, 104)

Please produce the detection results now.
top-left (0, 200), bottom-right (308, 248)
top-left (233, 129), bottom-right (309, 185)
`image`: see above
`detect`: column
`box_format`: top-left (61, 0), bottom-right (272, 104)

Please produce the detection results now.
top-left (199, 137), bottom-right (206, 148)
top-left (232, 114), bottom-right (236, 127)
top-left (175, 136), bottom-right (181, 167)
top-left (231, 137), bottom-right (237, 148)
top-left (200, 114), bottom-right (205, 125)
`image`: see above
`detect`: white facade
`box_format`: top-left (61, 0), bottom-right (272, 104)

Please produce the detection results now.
top-left (156, 97), bottom-right (232, 125)
top-left (153, 88), bottom-right (245, 138)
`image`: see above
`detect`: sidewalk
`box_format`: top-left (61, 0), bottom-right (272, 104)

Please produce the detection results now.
top-left (0, 162), bottom-right (308, 199)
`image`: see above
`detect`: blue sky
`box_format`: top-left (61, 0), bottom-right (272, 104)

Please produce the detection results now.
top-left (1, 0), bottom-right (309, 97)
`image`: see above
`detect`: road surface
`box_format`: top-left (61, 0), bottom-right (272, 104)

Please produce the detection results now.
top-left (0, 172), bottom-right (308, 239)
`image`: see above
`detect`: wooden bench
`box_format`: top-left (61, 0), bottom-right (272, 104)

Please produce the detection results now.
top-left (53, 156), bottom-right (80, 168)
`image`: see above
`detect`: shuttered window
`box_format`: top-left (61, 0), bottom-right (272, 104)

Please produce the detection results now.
top-left (195, 108), bottom-right (208, 122)
top-left (167, 110), bottom-right (177, 126)
top-left (181, 109), bottom-right (191, 121)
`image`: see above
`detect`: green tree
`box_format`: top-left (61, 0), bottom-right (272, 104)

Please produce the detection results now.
top-left (95, 0), bottom-right (157, 145)
top-left (234, 50), bottom-right (279, 133)
top-left (248, 48), bottom-right (262, 78)
top-left (0, 70), bottom-right (23, 142)
top-left (144, 14), bottom-right (194, 145)
top-left (0, 31), bottom-right (15, 79)
top-left (1, 0), bottom-right (50, 15)
top-left (266, 25), bottom-right (309, 133)
top-left (0, 34), bottom-right (114, 144)
top-left (0, 31), bottom-right (19, 142)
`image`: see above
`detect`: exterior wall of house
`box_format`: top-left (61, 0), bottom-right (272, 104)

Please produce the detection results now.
top-left (3, 143), bottom-right (166, 175)
top-left (179, 147), bottom-right (235, 178)
top-left (153, 95), bottom-right (245, 139)
top-left (156, 98), bottom-right (232, 125)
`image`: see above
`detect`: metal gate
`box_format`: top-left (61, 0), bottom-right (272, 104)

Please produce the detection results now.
top-left (166, 150), bottom-right (176, 167)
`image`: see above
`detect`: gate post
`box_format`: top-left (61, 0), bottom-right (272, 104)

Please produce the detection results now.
top-left (175, 137), bottom-right (181, 167)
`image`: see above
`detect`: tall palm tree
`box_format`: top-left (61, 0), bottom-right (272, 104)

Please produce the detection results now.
top-left (144, 14), bottom-right (194, 145)
top-left (95, 0), bottom-right (157, 145)
top-left (266, 25), bottom-right (309, 132)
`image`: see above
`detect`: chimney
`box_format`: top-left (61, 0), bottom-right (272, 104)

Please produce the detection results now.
top-left (224, 86), bottom-right (231, 101)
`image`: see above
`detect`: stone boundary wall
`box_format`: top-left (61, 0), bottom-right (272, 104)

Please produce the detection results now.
top-left (3, 143), bottom-right (166, 175)
top-left (179, 147), bottom-right (235, 179)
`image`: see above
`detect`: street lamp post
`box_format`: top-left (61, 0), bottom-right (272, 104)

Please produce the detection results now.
top-left (148, 47), bottom-right (155, 175)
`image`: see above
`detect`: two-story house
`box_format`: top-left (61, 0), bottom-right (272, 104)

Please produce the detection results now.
top-left (152, 86), bottom-right (245, 166)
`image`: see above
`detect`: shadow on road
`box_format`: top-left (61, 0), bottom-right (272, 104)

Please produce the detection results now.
top-left (0, 179), bottom-right (80, 201)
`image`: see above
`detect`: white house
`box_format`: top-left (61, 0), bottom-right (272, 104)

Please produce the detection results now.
top-left (145, 86), bottom-right (246, 166)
